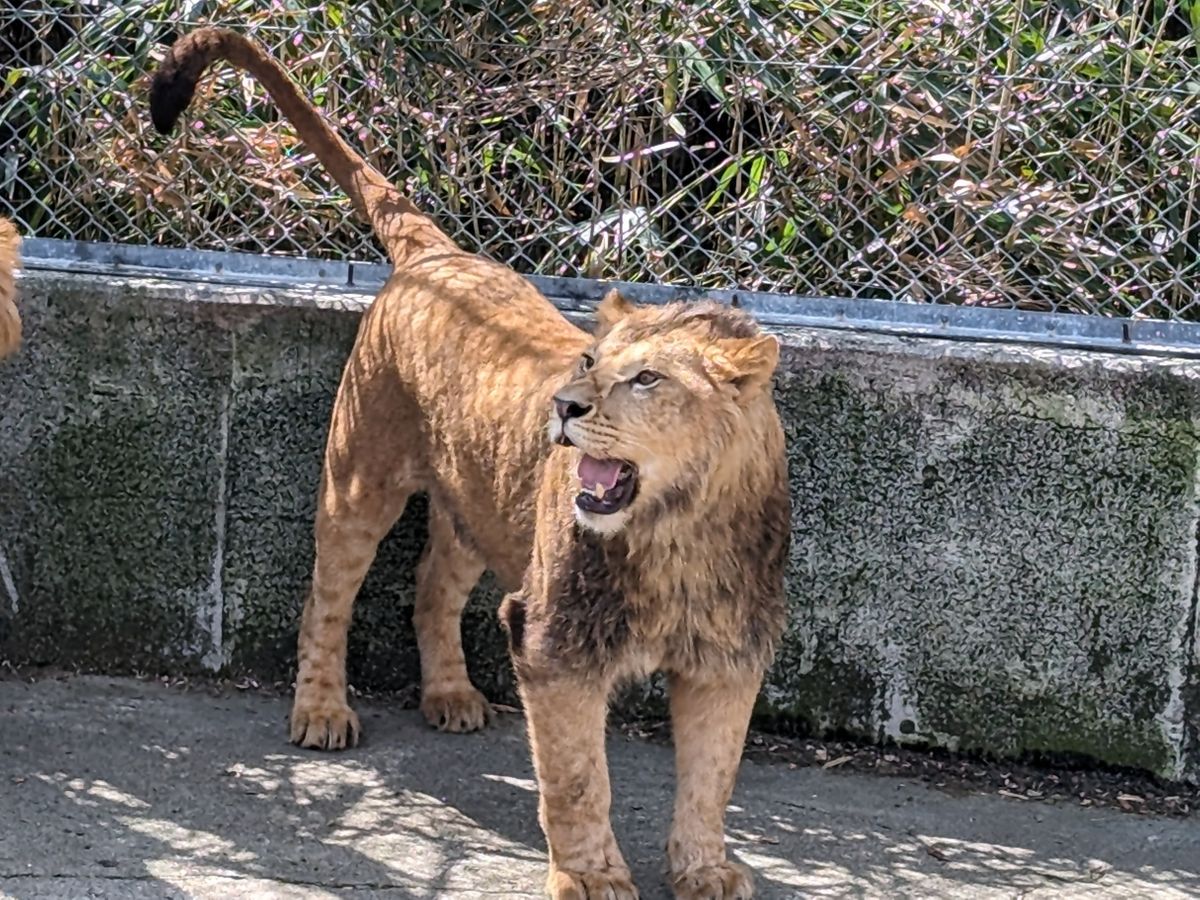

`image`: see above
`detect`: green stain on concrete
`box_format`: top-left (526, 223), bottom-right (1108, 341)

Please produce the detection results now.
top-left (768, 346), bottom-right (1198, 777)
top-left (3, 273), bottom-right (1200, 780)
top-left (760, 652), bottom-right (880, 737)
top-left (0, 277), bottom-right (229, 669)
top-left (221, 304), bottom-right (358, 677)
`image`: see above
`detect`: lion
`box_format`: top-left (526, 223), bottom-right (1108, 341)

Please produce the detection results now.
top-left (499, 295), bottom-right (790, 900)
top-left (0, 217), bottom-right (21, 359)
top-left (150, 27), bottom-right (790, 899)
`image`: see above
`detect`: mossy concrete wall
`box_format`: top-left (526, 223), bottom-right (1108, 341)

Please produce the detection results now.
top-left (2, 271), bottom-right (1198, 782)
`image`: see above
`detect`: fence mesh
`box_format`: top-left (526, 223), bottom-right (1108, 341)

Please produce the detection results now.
top-left (3, 0), bottom-right (1200, 319)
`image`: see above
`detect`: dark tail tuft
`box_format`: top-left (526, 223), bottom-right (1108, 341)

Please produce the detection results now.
top-left (148, 55), bottom-right (198, 135)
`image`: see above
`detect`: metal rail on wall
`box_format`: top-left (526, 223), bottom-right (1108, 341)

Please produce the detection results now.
top-left (21, 237), bottom-right (1200, 360)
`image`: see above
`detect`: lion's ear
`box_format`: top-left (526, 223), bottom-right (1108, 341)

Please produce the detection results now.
top-left (594, 288), bottom-right (636, 336)
top-left (708, 334), bottom-right (780, 394)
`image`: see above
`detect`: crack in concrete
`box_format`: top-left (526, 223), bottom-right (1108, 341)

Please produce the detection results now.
top-left (0, 543), bottom-right (18, 616)
top-left (1180, 448), bottom-right (1200, 781)
top-left (199, 330), bottom-right (233, 673)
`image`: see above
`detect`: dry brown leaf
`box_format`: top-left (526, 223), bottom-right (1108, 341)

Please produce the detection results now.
top-left (999, 789), bottom-right (1030, 801)
top-left (924, 843), bottom-right (950, 861)
top-left (875, 158), bottom-right (919, 187)
top-left (902, 203), bottom-right (931, 226)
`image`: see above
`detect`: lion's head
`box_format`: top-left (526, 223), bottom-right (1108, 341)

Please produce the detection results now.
top-left (549, 289), bottom-right (781, 535)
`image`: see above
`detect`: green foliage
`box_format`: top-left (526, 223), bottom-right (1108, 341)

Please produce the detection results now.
top-left (4, 0), bottom-right (1200, 317)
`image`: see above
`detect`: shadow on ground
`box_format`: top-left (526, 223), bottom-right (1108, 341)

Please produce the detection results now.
top-left (0, 676), bottom-right (1197, 898)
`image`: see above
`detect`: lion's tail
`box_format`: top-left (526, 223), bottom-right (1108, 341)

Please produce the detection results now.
top-left (148, 27), bottom-right (443, 261)
top-left (0, 217), bottom-right (21, 359)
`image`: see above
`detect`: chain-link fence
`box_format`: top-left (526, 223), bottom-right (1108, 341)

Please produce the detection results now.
top-left (4, 0), bottom-right (1200, 319)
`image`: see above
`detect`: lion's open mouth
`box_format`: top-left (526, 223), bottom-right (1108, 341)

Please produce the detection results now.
top-left (576, 454), bottom-right (638, 516)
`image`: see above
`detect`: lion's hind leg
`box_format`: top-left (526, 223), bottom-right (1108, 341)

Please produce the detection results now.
top-left (414, 504), bottom-right (492, 732)
top-left (291, 475), bottom-right (413, 750)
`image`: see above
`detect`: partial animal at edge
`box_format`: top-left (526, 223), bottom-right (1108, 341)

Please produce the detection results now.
top-left (0, 218), bottom-right (22, 359)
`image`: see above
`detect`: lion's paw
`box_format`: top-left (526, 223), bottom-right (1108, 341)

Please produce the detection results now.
top-left (420, 686), bottom-right (492, 733)
top-left (672, 862), bottom-right (753, 900)
top-left (289, 697), bottom-right (361, 750)
top-left (547, 866), bottom-right (639, 900)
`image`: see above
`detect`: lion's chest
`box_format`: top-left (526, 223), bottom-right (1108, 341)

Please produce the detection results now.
top-left (625, 557), bottom-right (763, 674)
top-left (541, 530), bottom-right (776, 678)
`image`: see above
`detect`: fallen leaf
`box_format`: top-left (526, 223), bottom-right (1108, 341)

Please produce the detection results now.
top-left (747, 833), bottom-right (780, 845)
top-left (924, 843), bottom-right (950, 861)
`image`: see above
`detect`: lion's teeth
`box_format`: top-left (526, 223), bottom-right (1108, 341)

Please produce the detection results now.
top-left (594, 483), bottom-right (607, 500)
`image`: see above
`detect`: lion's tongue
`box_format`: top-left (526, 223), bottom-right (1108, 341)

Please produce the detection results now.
top-left (578, 455), bottom-right (623, 491)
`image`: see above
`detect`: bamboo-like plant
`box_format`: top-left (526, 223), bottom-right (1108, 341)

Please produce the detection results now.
top-left (3, 0), bottom-right (1199, 318)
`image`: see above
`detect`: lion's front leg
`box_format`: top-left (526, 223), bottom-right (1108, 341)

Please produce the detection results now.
top-left (666, 670), bottom-right (761, 900)
top-left (519, 674), bottom-right (638, 900)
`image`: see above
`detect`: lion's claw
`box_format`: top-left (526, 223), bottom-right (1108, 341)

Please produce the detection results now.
top-left (289, 699), bottom-right (360, 750)
top-left (420, 686), bottom-right (492, 733)
top-left (547, 866), bottom-right (639, 900)
top-left (672, 862), bottom-right (753, 900)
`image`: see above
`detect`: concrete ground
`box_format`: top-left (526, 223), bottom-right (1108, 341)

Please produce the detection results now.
top-left (0, 677), bottom-right (1196, 899)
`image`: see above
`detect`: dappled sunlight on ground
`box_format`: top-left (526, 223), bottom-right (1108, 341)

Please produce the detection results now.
top-left (1, 676), bottom-right (1197, 899)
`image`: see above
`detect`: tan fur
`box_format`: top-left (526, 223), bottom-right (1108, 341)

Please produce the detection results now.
top-left (0, 218), bottom-right (22, 359)
top-left (150, 27), bottom-right (590, 744)
top-left (150, 29), bottom-right (790, 897)
top-left (501, 296), bottom-right (791, 899)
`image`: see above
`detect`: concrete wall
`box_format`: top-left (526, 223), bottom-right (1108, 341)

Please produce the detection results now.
top-left (2, 270), bottom-right (1198, 782)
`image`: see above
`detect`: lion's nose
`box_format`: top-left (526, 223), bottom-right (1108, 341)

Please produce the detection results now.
top-left (554, 397), bottom-right (592, 420)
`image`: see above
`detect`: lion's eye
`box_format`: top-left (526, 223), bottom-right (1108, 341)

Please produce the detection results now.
top-left (579, 353), bottom-right (595, 373)
top-left (632, 370), bottom-right (662, 388)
